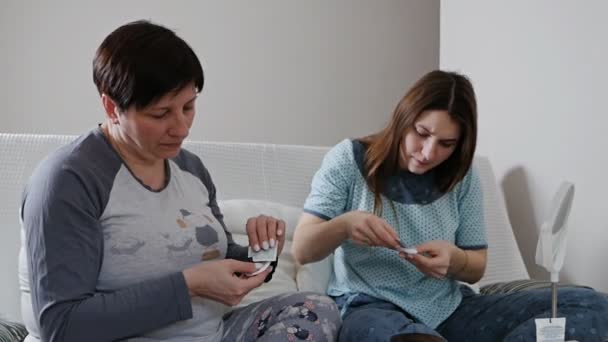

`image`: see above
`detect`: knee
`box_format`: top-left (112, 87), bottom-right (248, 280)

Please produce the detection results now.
top-left (561, 287), bottom-right (608, 311)
top-left (297, 292), bottom-right (339, 309)
top-left (284, 292), bottom-right (341, 323)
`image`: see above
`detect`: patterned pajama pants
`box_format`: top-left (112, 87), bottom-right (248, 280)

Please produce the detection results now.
top-left (222, 291), bottom-right (341, 342)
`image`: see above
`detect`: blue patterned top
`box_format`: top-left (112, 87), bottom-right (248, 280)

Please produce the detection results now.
top-left (303, 139), bottom-right (487, 328)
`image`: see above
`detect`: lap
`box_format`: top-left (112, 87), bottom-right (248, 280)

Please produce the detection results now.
top-left (438, 286), bottom-right (608, 342)
top-left (334, 293), bottom-right (444, 342)
top-left (222, 291), bottom-right (341, 342)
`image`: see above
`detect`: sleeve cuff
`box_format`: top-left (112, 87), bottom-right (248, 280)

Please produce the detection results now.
top-left (171, 272), bottom-right (193, 320)
top-left (302, 208), bottom-right (332, 221)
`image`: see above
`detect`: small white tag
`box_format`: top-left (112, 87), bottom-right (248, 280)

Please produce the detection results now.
top-left (399, 247), bottom-right (418, 255)
top-left (535, 317), bottom-right (566, 342)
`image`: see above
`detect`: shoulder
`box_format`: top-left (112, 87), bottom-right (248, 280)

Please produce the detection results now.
top-left (171, 147), bottom-right (216, 191)
top-left (323, 139), bottom-right (357, 166)
top-left (453, 165), bottom-right (483, 200)
top-left (23, 128), bottom-right (120, 215)
top-left (171, 147), bottom-right (207, 175)
top-left (30, 128), bottom-right (120, 187)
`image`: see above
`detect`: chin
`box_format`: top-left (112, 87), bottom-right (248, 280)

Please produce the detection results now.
top-left (408, 164), bottom-right (430, 175)
top-left (158, 149), bottom-right (181, 159)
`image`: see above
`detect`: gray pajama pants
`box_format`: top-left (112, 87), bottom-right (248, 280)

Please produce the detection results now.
top-left (222, 292), bottom-right (341, 341)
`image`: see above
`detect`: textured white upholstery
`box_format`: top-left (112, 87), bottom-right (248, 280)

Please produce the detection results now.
top-left (0, 133), bottom-right (528, 323)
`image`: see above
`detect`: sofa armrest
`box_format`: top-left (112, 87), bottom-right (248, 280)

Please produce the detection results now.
top-left (480, 279), bottom-right (594, 295)
top-left (0, 318), bottom-right (27, 342)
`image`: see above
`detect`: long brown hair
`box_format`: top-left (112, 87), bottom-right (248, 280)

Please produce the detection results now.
top-left (360, 70), bottom-right (477, 215)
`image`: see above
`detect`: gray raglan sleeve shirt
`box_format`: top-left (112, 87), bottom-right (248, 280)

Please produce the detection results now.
top-left (21, 131), bottom-right (235, 341)
top-left (174, 149), bottom-right (249, 262)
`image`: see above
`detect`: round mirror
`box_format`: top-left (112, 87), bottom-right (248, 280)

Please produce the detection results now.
top-left (535, 182), bottom-right (575, 279)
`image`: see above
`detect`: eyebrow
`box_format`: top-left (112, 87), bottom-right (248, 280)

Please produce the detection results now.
top-left (416, 124), bottom-right (459, 142)
top-left (150, 95), bottom-right (198, 111)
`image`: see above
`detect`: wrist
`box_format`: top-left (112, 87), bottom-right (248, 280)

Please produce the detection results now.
top-left (334, 213), bottom-right (352, 241)
top-left (182, 269), bottom-right (197, 297)
top-left (449, 247), bottom-right (468, 277)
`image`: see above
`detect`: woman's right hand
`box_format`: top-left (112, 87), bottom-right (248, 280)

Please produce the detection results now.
top-left (342, 211), bottom-right (401, 249)
top-left (182, 259), bottom-right (271, 306)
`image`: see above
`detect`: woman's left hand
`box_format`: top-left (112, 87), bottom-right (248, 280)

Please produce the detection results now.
top-left (399, 240), bottom-right (457, 279)
top-left (246, 215), bottom-right (286, 257)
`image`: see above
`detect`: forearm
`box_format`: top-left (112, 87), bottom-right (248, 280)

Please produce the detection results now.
top-left (38, 272), bottom-right (192, 342)
top-left (292, 214), bottom-right (349, 264)
top-left (448, 248), bottom-right (486, 284)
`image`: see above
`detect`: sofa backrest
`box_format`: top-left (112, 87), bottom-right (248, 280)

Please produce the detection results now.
top-left (0, 133), bottom-right (529, 322)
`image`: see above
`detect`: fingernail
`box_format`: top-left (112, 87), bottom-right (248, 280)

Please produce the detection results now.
top-left (253, 244), bottom-right (260, 252)
top-left (262, 241), bottom-right (269, 250)
top-left (270, 238), bottom-right (276, 248)
top-left (277, 229), bottom-right (283, 236)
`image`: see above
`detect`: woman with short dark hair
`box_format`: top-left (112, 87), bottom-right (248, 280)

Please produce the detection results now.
top-left (20, 20), bottom-right (340, 342)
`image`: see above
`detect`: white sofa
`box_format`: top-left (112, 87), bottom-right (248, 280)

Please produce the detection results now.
top-left (0, 133), bottom-right (529, 325)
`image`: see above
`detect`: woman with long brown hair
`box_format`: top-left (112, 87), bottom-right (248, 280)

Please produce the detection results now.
top-left (293, 70), bottom-right (608, 341)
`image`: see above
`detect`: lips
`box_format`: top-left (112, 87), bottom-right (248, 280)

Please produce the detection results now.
top-left (161, 142), bottom-right (182, 148)
top-left (413, 158), bottom-right (429, 166)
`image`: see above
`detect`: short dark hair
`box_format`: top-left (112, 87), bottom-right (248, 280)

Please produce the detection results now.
top-left (93, 20), bottom-right (204, 110)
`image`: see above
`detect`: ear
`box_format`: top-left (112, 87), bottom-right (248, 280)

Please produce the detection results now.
top-left (101, 94), bottom-right (120, 124)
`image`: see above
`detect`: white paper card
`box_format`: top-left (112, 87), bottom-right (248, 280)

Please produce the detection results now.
top-left (248, 245), bottom-right (278, 262)
top-left (535, 317), bottom-right (565, 342)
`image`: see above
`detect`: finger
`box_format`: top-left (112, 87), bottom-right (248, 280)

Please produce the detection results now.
top-left (378, 219), bottom-right (401, 247)
top-left (362, 220), bottom-right (389, 247)
top-left (276, 220), bottom-right (286, 255)
top-left (242, 266), bottom-right (273, 286)
top-left (402, 253), bottom-right (433, 272)
top-left (366, 220), bottom-right (389, 247)
top-left (429, 270), bottom-right (447, 279)
top-left (357, 217), bottom-right (381, 246)
top-left (229, 259), bottom-right (259, 274)
top-left (276, 219), bottom-right (285, 237)
top-left (352, 235), bottom-right (371, 246)
top-left (351, 229), bottom-right (372, 246)
top-left (405, 254), bottom-right (448, 279)
top-left (414, 242), bottom-right (441, 257)
top-left (246, 218), bottom-right (261, 252)
top-left (256, 216), bottom-right (270, 250)
top-left (399, 254), bottom-right (433, 276)
top-left (364, 230), bottom-right (383, 246)
top-left (266, 217), bottom-right (278, 248)
top-left (376, 221), bottom-right (401, 248)
top-left (364, 215), bottom-right (399, 248)
top-left (400, 252), bottom-right (421, 265)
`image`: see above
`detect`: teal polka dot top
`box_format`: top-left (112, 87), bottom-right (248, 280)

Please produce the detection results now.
top-left (303, 139), bottom-right (487, 328)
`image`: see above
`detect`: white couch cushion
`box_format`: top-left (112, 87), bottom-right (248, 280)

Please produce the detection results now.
top-left (296, 256), bottom-right (333, 294)
top-left (218, 199), bottom-right (302, 240)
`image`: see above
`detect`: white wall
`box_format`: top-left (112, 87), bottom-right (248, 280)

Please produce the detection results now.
top-left (0, 0), bottom-right (439, 322)
top-left (0, 0), bottom-right (439, 146)
top-left (441, 1), bottom-right (608, 292)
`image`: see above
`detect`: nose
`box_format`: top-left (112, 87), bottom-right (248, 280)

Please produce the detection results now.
top-left (169, 111), bottom-right (190, 138)
top-left (421, 139), bottom-right (437, 161)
